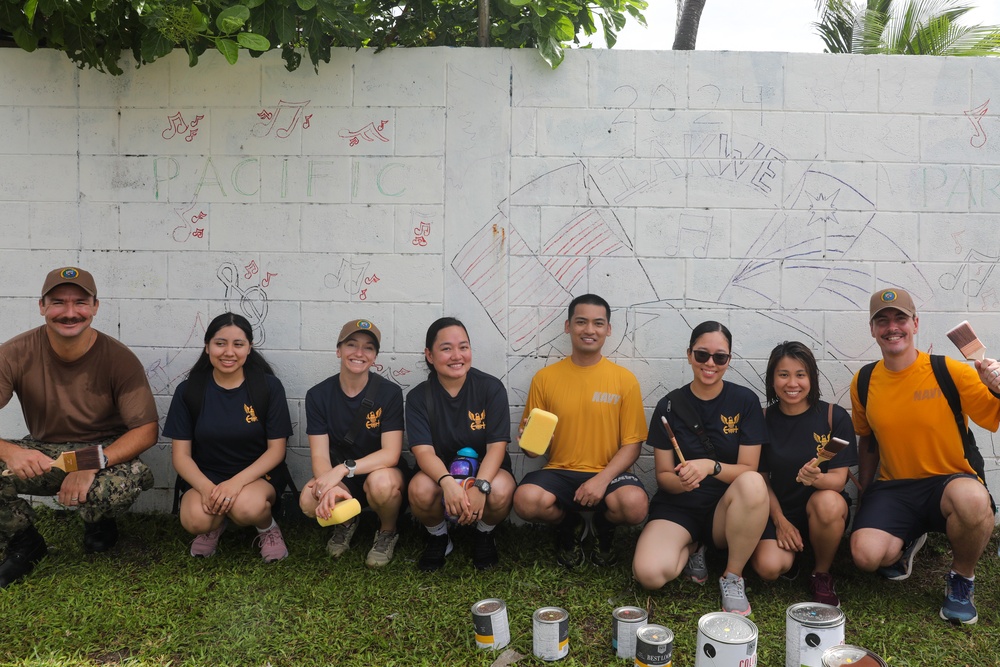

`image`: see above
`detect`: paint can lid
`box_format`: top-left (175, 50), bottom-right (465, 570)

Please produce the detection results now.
top-left (821, 645), bottom-right (888, 667)
top-left (636, 624), bottom-right (673, 644)
top-left (698, 612), bottom-right (758, 642)
top-left (787, 602), bottom-right (846, 627)
top-left (534, 607), bottom-right (568, 623)
top-left (472, 599), bottom-right (506, 615)
top-left (613, 606), bottom-right (647, 622)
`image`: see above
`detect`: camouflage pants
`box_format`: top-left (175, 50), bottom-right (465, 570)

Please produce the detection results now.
top-left (0, 438), bottom-right (154, 540)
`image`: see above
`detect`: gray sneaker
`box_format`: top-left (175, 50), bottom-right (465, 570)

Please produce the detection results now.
top-left (326, 517), bottom-right (359, 558)
top-left (878, 533), bottom-right (927, 581)
top-left (719, 572), bottom-right (751, 616)
top-left (682, 544), bottom-right (708, 585)
top-left (365, 530), bottom-right (399, 568)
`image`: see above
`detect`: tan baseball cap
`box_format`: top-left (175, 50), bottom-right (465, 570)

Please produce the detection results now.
top-left (869, 288), bottom-right (916, 321)
top-left (41, 267), bottom-right (97, 298)
top-left (337, 319), bottom-right (381, 351)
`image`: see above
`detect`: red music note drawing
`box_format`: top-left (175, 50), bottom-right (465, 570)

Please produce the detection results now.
top-left (965, 100), bottom-right (989, 149)
top-left (253, 100), bottom-right (311, 139)
top-left (412, 221), bottom-right (431, 246)
top-left (163, 112), bottom-right (203, 142)
top-left (172, 203), bottom-right (208, 243)
top-left (339, 120), bottom-right (390, 147)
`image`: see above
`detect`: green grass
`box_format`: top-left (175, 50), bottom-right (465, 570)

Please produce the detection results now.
top-left (1, 509), bottom-right (997, 666)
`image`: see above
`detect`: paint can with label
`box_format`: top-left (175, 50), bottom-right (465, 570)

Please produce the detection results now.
top-left (471, 598), bottom-right (510, 650)
top-left (533, 606), bottom-right (570, 661)
top-left (634, 624), bottom-right (674, 667)
top-left (785, 602), bottom-right (846, 667)
top-left (612, 606), bottom-right (648, 659)
top-left (695, 612), bottom-right (758, 667)
top-left (821, 645), bottom-right (888, 667)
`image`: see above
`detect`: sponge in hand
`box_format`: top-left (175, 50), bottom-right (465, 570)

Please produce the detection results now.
top-left (519, 408), bottom-right (558, 455)
top-left (317, 497), bottom-right (361, 527)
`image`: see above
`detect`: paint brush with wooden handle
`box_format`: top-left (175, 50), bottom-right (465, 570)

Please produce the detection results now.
top-left (659, 416), bottom-right (687, 465)
top-left (2, 445), bottom-right (107, 477)
top-left (796, 437), bottom-right (849, 483)
top-left (946, 320), bottom-right (987, 361)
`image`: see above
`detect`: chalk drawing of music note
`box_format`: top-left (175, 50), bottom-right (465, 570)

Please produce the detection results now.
top-left (939, 250), bottom-right (998, 297)
top-left (324, 258), bottom-right (369, 296)
top-left (666, 213), bottom-right (713, 258)
top-left (217, 262), bottom-right (269, 344)
top-left (252, 100), bottom-right (311, 139)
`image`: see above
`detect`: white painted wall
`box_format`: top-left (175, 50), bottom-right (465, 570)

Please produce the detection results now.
top-left (1, 47), bottom-right (998, 512)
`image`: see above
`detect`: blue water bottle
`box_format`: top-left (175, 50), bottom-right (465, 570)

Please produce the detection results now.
top-left (443, 447), bottom-right (480, 522)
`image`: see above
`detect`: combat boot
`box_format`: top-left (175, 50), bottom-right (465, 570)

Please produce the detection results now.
top-left (0, 525), bottom-right (47, 588)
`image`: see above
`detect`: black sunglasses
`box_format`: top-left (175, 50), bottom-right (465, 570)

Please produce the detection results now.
top-left (692, 349), bottom-right (731, 365)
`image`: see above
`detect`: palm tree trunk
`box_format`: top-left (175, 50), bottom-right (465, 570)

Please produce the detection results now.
top-left (673, 0), bottom-right (707, 50)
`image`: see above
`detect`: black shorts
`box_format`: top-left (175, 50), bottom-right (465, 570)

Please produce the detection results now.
top-left (178, 466), bottom-right (285, 497)
top-left (648, 482), bottom-right (728, 545)
top-left (342, 460), bottom-right (413, 510)
top-left (761, 506), bottom-right (808, 541)
top-left (519, 468), bottom-right (645, 513)
top-left (853, 474), bottom-right (988, 542)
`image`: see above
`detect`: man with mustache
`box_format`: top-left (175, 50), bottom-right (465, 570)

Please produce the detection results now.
top-left (0, 267), bottom-right (158, 588)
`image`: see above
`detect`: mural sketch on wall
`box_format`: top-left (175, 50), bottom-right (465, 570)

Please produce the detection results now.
top-left (253, 99), bottom-right (312, 138)
top-left (217, 261), bottom-right (271, 345)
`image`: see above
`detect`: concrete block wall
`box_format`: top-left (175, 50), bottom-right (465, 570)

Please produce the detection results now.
top-left (1, 46), bottom-right (999, 512)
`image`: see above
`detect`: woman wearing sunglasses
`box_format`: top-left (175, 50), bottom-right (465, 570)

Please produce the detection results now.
top-left (633, 321), bottom-right (768, 617)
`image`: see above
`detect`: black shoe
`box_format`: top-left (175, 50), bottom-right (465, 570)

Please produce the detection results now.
top-left (591, 512), bottom-right (619, 567)
top-left (472, 528), bottom-right (499, 570)
top-left (83, 518), bottom-right (119, 553)
top-left (555, 513), bottom-right (585, 569)
top-left (417, 533), bottom-right (452, 572)
top-left (0, 526), bottom-right (47, 588)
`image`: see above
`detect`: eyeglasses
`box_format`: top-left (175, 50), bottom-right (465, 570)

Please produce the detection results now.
top-left (691, 349), bottom-right (731, 365)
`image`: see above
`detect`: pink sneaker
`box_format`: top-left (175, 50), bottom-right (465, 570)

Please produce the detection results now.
top-left (255, 523), bottom-right (288, 563)
top-left (190, 523), bottom-right (226, 557)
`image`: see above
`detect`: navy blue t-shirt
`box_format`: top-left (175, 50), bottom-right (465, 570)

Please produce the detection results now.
top-left (649, 381), bottom-right (767, 497)
top-left (405, 368), bottom-right (511, 469)
top-left (305, 373), bottom-right (404, 463)
top-left (760, 400), bottom-right (857, 513)
top-left (163, 373), bottom-right (293, 484)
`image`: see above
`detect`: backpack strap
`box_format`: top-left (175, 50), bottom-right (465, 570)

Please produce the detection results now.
top-left (665, 388), bottom-right (718, 461)
top-left (929, 355), bottom-right (994, 512)
top-left (857, 361), bottom-right (877, 409)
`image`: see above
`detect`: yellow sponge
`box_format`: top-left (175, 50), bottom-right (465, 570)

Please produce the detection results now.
top-left (520, 408), bottom-right (558, 455)
top-left (317, 497), bottom-right (361, 527)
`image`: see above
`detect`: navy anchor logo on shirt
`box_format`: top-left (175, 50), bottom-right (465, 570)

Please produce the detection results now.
top-left (469, 410), bottom-right (486, 431)
top-left (245, 404), bottom-right (259, 423)
top-left (721, 413), bottom-right (740, 435)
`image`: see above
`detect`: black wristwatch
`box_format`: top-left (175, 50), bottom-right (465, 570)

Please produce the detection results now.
top-left (473, 478), bottom-right (492, 495)
top-left (344, 459), bottom-right (357, 478)
top-left (709, 461), bottom-right (722, 477)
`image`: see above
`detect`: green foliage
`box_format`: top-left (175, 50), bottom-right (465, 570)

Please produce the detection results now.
top-left (0, 510), bottom-right (998, 666)
top-left (815, 0), bottom-right (1000, 55)
top-left (0, 0), bottom-right (648, 74)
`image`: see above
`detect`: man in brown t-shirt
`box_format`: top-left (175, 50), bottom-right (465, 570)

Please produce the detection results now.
top-left (0, 267), bottom-right (159, 588)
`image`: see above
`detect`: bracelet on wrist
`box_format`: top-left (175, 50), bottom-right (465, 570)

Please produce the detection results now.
top-left (437, 473), bottom-right (454, 486)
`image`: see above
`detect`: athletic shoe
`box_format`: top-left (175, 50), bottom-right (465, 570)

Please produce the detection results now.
top-left (190, 523), bottom-right (227, 558)
top-left (326, 517), bottom-right (359, 558)
top-left (808, 572), bottom-right (840, 607)
top-left (255, 523), bottom-right (288, 562)
top-left (940, 572), bottom-right (977, 625)
top-left (682, 544), bottom-right (708, 585)
top-left (418, 532), bottom-right (453, 572)
top-left (365, 530), bottom-right (399, 568)
top-left (719, 572), bottom-right (751, 616)
top-left (472, 529), bottom-right (500, 570)
top-left (555, 513), bottom-right (585, 569)
top-left (878, 533), bottom-right (927, 581)
top-left (591, 513), bottom-right (619, 567)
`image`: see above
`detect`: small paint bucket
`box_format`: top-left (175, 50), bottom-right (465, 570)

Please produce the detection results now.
top-left (533, 606), bottom-right (569, 661)
top-left (612, 606), bottom-right (648, 659)
top-left (695, 612), bottom-right (758, 667)
top-left (634, 624), bottom-right (674, 667)
top-left (821, 645), bottom-right (889, 667)
top-left (785, 602), bottom-right (845, 667)
top-left (472, 598), bottom-right (510, 650)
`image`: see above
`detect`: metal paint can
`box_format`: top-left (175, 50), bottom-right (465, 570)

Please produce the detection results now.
top-left (821, 645), bottom-right (889, 667)
top-left (612, 606), bottom-right (648, 659)
top-left (533, 606), bottom-right (569, 661)
top-left (634, 624), bottom-right (674, 667)
top-left (785, 602), bottom-right (846, 667)
top-left (695, 612), bottom-right (758, 667)
top-left (472, 598), bottom-right (510, 650)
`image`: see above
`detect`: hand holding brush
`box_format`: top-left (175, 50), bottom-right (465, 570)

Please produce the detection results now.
top-left (795, 437), bottom-right (848, 484)
top-left (2, 445), bottom-right (108, 477)
top-left (946, 320), bottom-right (1000, 391)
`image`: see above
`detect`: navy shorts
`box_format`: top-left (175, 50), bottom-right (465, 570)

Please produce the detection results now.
top-left (761, 505), bottom-right (809, 541)
top-left (342, 461), bottom-right (412, 510)
top-left (648, 483), bottom-right (727, 545)
top-left (519, 468), bottom-right (645, 513)
top-left (853, 474), bottom-right (988, 543)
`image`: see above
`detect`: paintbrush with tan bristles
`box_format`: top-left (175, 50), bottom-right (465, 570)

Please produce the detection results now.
top-left (796, 437), bottom-right (849, 483)
top-left (2, 445), bottom-right (108, 477)
top-left (660, 416), bottom-right (688, 465)
top-left (947, 320), bottom-right (987, 361)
